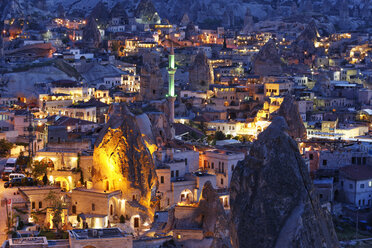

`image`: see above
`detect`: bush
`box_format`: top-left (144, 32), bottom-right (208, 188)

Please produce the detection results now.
top-left (119, 215), bottom-right (125, 223)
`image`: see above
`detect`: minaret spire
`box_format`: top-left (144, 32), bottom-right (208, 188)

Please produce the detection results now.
top-left (167, 44), bottom-right (177, 123)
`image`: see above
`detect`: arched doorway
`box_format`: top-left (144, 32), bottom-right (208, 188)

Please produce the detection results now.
top-left (55, 177), bottom-right (70, 191)
top-left (41, 157), bottom-right (54, 169)
top-left (180, 189), bottom-right (193, 203)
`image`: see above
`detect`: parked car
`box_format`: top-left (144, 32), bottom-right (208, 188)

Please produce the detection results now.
top-left (8, 173), bottom-right (25, 181)
top-left (4, 158), bottom-right (17, 171)
top-left (4, 178), bottom-right (23, 188)
top-left (4, 177), bottom-right (34, 188)
top-left (1, 168), bottom-right (14, 181)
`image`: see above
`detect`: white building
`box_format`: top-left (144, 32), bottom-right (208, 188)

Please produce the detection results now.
top-left (200, 149), bottom-right (245, 189)
top-left (340, 165), bottom-right (372, 207)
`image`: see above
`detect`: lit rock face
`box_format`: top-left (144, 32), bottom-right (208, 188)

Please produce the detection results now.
top-left (253, 40), bottom-right (283, 76)
top-left (189, 52), bottom-right (214, 91)
top-left (230, 117), bottom-right (339, 248)
top-left (93, 104), bottom-right (157, 216)
top-left (277, 95), bottom-right (307, 140)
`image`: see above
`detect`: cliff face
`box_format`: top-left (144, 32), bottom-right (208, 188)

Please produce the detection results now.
top-left (277, 95), bottom-right (307, 140)
top-left (93, 104), bottom-right (157, 216)
top-left (230, 117), bottom-right (339, 248)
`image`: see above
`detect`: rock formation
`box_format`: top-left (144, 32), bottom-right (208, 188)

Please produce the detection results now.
top-left (139, 52), bottom-right (165, 101)
top-left (93, 104), bottom-right (157, 218)
top-left (230, 117), bottom-right (339, 248)
top-left (253, 40), bottom-right (283, 76)
top-left (110, 2), bottom-right (129, 25)
top-left (180, 13), bottom-right (190, 26)
top-left (162, 181), bottom-right (235, 247)
top-left (135, 0), bottom-right (160, 24)
top-left (277, 95), bottom-right (307, 140)
top-left (189, 52), bottom-right (214, 91)
top-left (292, 20), bottom-right (321, 57)
top-left (90, 1), bottom-right (110, 26)
top-left (83, 15), bottom-right (102, 49)
top-left (242, 8), bottom-right (254, 34)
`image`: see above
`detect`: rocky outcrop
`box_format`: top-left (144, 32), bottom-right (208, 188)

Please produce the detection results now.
top-left (83, 15), bottom-right (102, 49)
top-left (90, 1), bottom-right (110, 26)
top-left (277, 95), bottom-right (307, 140)
top-left (189, 52), bottom-right (214, 91)
top-left (110, 2), bottom-right (128, 24)
top-left (93, 104), bottom-right (157, 217)
top-left (253, 40), bottom-right (283, 76)
top-left (194, 181), bottom-right (236, 248)
top-left (135, 0), bottom-right (160, 24)
top-left (292, 20), bottom-right (321, 56)
top-left (139, 52), bottom-right (165, 100)
top-left (162, 181), bottom-right (234, 247)
top-left (230, 117), bottom-right (339, 248)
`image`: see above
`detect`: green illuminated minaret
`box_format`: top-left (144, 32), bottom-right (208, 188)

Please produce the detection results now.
top-left (167, 46), bottom-right (176, 123)
top-left (167, 46), bottom-right (176, 97)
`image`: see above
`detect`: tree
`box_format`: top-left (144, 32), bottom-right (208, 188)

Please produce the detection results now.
top-left (119, 215), bottom-right (125, 223)
top-left (44, 191), bottom-right (63, 231)
top-left (0, 139), bottom-right (13, 157)
top-left (17, 152), bottom-right (29, 170)
top-left (215, 131), bottom-right (226, 141)
top-left (31, 161), bottom-right (48, 180)
top-left (42, 173), bottom-right (48, 185)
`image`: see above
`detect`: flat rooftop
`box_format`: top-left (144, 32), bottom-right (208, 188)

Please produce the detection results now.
top-left (69, 228), bottom-right (127, 240)
top-left (9, 237), bottom-right (48, 246)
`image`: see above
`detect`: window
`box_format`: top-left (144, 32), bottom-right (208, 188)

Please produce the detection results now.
top-left (352, 157), bottom-right (356, 164)
top-left (176, 170), bottom-right (179, 177)
top-left (361, 184), bottom-right (365, 189)
top-left (134, 217), bottom-right (140, 228)
top-left (160, 176), bottom-right (164, 184)
top-left (211, 162), bottom-right (214, 169)
top-left (309, 154), bottom-right (313, 160)
top-left (231, 165), bottom-right (234, 171)
top-left (341, 181), bottom-right (344, 187)
top-left (171, 171), bottom-right (174, 178)
top-left (319, 194), bottom-right (323, 199)
top-left (349, 184), bottom-right (353, 189)
top-left (92, 203), bottom-right (95, 211)
top-left (32, 202), bottom-right (35, 209)
top-left (221, 178), bottom-right (224, 185)
top-left (322, 160), bottom-right (327, 166)
top-left (185, 159), bottom-right (188, 165)
top-left (39, 201), bottom-right (42, 209)
top-left (369, 181), bottom-right (372, 187)
top-left (72, 205), bottom-right (76, 214)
